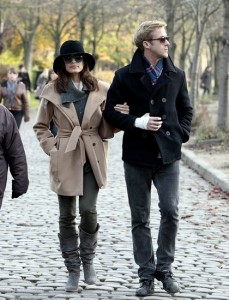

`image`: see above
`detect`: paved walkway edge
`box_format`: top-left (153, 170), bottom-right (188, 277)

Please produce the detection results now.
top-left (182, 148), bottom-right (229, 194)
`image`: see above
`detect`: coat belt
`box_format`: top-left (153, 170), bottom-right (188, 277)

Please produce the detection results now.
top-left (58, 127), bottom-right (98, 166)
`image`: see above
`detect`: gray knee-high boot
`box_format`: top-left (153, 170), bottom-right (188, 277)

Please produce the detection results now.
top-left (79, 225), bottom-right (99, 284)
top-left (58, 233), bottom-right (81, 292)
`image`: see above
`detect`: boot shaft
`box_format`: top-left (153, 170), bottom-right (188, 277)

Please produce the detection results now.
top-left (79, 225), bottom-right (99, 264)
top-left (58, 233), bottom-right (81, 272)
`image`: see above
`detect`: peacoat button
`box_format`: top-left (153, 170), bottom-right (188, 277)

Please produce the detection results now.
top-left (150, 99), bottom-right (154, 104)
top-left (162, 114), bottom-right (167, 120)
top-left (142, 133), bottom-right (148, 138)
top-left (162, 98), bottom-right (166, 102)
top-left (92, 143), bottom-right (96, 146)
top-left (166, 131), bottom-right (170, 135)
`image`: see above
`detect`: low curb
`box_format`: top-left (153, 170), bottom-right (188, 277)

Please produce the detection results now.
top-left (181, 148), bottom-right (229, 194)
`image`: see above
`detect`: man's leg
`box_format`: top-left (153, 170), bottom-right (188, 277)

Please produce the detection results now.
top-left (124, 162), bottom-right (155, 296)
top-left (153, 160), bottom-right (180, 293)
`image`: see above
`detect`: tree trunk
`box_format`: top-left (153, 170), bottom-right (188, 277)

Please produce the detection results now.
top-left (217, 0), bottom-right (229, 130)
top-left (213, 40), bottom-right (220, 95)
top-left (166, 0), bottom-right (176, 61)
top-left (23, 36), bottom-right (34, 72)
top-left (189, 33), bottom-right (203, 112)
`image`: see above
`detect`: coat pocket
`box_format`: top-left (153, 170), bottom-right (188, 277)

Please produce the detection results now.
top-left (49, 147), bottom-right (58, 179)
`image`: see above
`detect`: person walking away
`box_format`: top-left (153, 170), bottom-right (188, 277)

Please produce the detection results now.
top-left (35, 68), bottom-right (49, 99)
top-left (103, 20), bottom-right (193, 297)
top-left (200, 66), bottom-right (212, 96)
top-left (33, 40), bottom-right (128, 292)
top-left (18, 64), bottom-right (31, 93)
top-left (0, 67), bottom-right (30, 128)
top-left (0, 104), bottom-right (29, 209)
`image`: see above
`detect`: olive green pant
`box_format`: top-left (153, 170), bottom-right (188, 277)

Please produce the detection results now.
top-left (58, 164), bottom-right (99, 238)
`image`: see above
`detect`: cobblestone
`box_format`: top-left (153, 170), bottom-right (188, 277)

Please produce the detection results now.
top-left (0, 114), bottom-right (228, 299)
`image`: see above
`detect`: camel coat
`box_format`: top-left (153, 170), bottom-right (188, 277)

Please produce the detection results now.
top-left (33, 80), bottom-right (109, 196)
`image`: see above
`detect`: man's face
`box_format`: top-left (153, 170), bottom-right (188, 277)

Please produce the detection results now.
top-left (144, 27), bottom-right (170, 59)
top-left (7, 72), bottom-right (18, 82)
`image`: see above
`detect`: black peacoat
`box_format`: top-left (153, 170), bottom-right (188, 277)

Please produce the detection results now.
top-left (103, 49), bottom-right (193, 166)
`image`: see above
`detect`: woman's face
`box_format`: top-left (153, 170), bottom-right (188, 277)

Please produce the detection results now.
top-left (63, 54), bottom-right (84, 75)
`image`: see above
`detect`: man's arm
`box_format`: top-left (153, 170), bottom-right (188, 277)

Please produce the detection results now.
top-left (176, 72), bottom-right (193, 143)
top-left (103, 71), bottom-right (136, 131)
top-left (4, 109), bottom-right (29, 198)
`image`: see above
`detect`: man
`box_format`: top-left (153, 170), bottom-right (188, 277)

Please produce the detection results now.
top-left (103, 20), bottom-right (192, 297)
top-left (0, 104), bottom-right (29, 209)
top-left (18, 64), bottom-right (31, 92)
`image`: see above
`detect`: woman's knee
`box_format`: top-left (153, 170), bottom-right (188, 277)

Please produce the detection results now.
top-left (80, 210), bottom-right (97, 233)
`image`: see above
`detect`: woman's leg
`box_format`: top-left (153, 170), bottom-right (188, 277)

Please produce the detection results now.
top-left (58, 195), bottom-right (76, 238)
top-left (78, 164), bottom-right (99, 284)
top-left (79, 163), bottom-right (99, 233)
top-left (58, 195), bottom-right (80, 292)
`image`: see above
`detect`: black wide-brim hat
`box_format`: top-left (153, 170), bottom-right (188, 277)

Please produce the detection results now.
top-left (53, 40), bottom-right (95, 73)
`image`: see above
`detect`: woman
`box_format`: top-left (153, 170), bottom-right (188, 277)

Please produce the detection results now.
top-left (0, 67), bottom-right (30, 128)
top-left (33, 40), bottom-right (128, 292)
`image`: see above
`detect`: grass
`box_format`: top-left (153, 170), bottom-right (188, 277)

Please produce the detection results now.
top-left (29, 92), bottom-right (40, 109)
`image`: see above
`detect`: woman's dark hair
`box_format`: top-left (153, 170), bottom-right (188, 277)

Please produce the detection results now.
top-left (54, 59), bottom-right (98, 94)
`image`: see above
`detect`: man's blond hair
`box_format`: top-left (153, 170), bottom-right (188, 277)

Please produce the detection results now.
top-left (134, 20), bottom-right (167, 51)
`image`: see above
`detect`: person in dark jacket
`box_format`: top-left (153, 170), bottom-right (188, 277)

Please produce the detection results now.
top-left (103, 20), bottom-right (193, 297)
top-left (18, 64), bottom-right (31, 92)
top-left (0, 104), bottom-right (29, 209)
top-left (200, 66), bottom-right (212, 95)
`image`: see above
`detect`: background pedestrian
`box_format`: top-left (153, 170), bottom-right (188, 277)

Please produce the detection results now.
top-left (18, 64), bottom-right (31, 92)
top-left (200, 66), bottom-right (212, 95)
top-left (35, 68), bottom-right (49, 99)
top-left (0, 67), bottom-right (30, 128)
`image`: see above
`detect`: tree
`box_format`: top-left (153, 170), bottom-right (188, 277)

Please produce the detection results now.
top-left (7, 0), bottom-right (51, 72)
top-left (42, 0), bottom-right (77, 59)
top-left (187, 0), bottom-right (221, 112)
top-left (164, 0), bottom-right (178, 61)
top-left (217, 0), bottom-right (229, 130)
top-left (73, 0), bottom-right (89, 44)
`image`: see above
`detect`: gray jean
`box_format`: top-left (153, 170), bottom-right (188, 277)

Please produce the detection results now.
top-left (124, 160), bottom-right (180, 281)
top-left (58, 162), bottom-right (99, 237)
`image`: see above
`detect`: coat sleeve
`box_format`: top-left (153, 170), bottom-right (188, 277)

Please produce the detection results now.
top-left (103, 71), bottom-right (136, 131)
top-left (3, 108), bottom-right (29, 197)
top-left (176, 71), bottom-right (193, 143)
